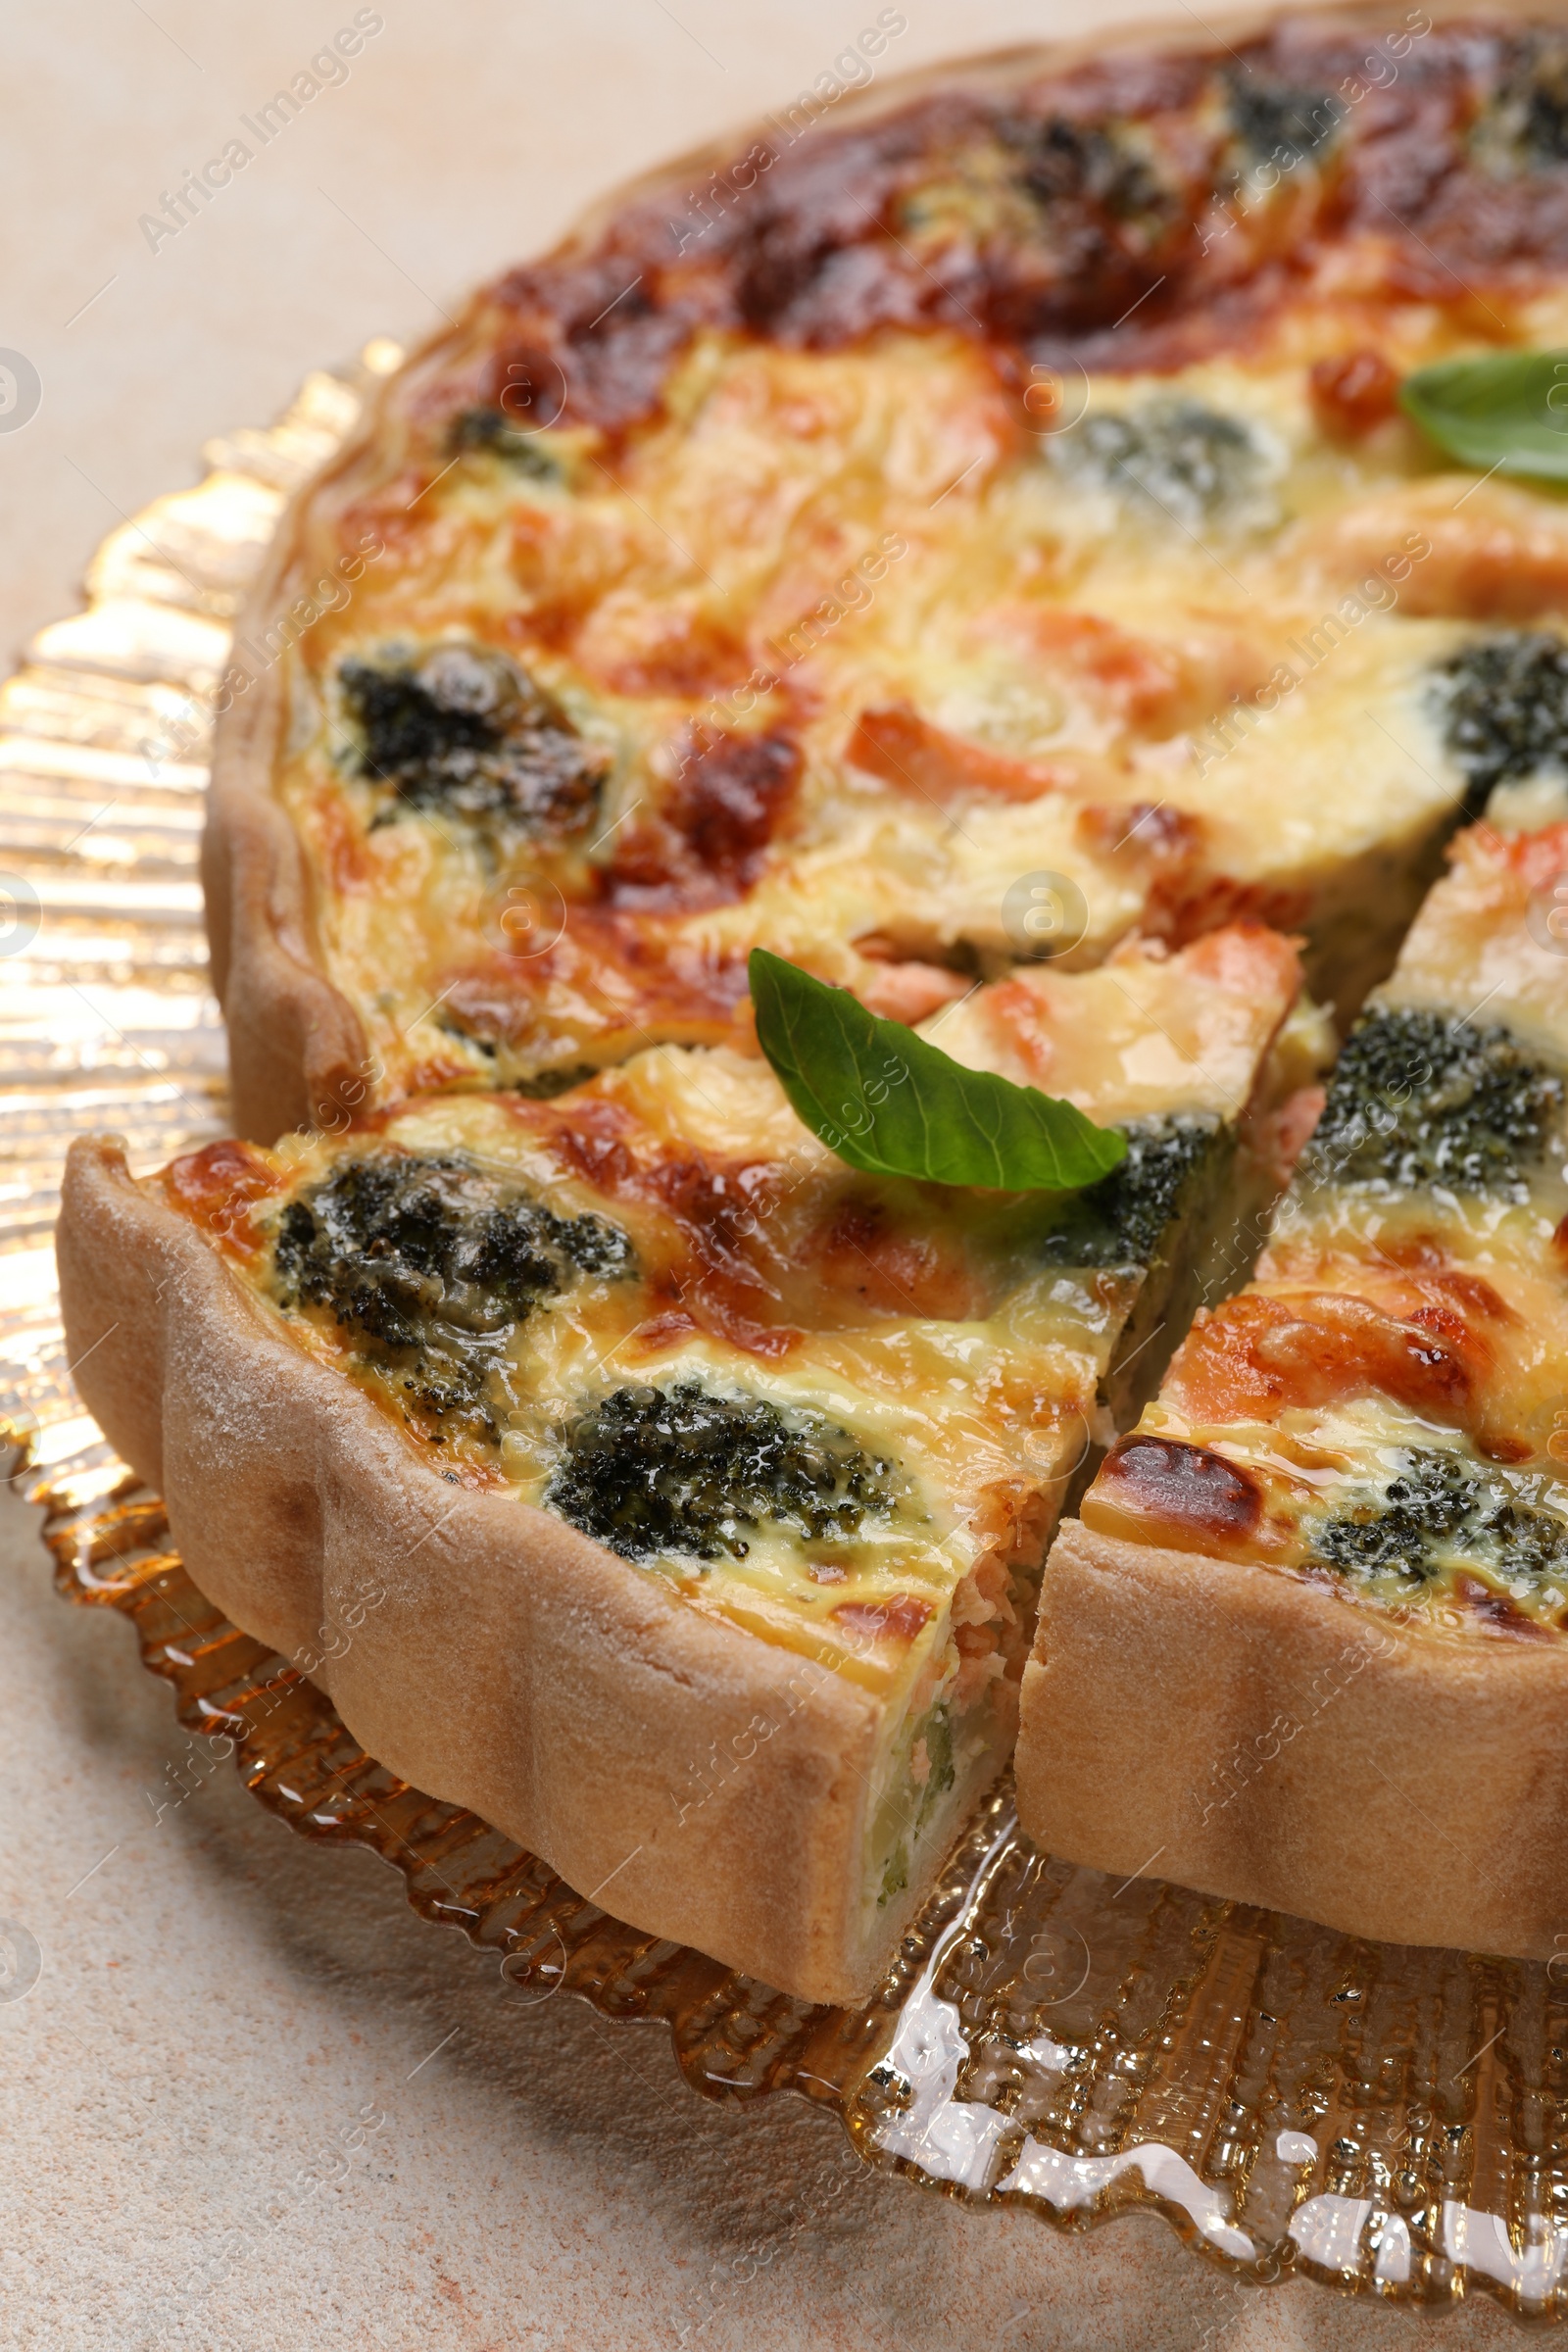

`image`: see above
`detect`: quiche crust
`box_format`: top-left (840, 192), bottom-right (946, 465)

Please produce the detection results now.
top-left (204, 626), bottom-right (370, 1143)
top-left (1018, 1519), bottom-right (1568, 1961)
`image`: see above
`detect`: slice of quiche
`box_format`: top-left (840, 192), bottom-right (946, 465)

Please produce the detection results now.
top-left (57, 925), bottom-right (1306, 2004)
top-left (205, 15), bottom-right (1568, 1139)
top-left (1017, 805), bottom-right (1568, 1959)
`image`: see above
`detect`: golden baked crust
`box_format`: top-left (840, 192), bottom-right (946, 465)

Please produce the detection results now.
top-left (1017, 1519), bottom-right (1568, 1959)
top-left (204, 639), bottom-right (369, 1142)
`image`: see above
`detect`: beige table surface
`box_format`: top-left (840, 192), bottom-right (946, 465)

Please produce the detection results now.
top-left (0, 3), bottom-right (1531, 2345)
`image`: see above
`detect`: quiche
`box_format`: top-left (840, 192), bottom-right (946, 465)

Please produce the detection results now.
top-left (209, 3), bottom-right (1568, 1140)
top-left (60, 6), bottom-right (1568, 1998)
top-left (1017, 798), bottom-right (1568, 1959)
top-left (58, 926), bottom-right (1306, 2003)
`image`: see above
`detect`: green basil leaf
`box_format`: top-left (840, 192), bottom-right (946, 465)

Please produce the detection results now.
top-left (1400, 349), bottom-right (1568, 481)
top-left (749, 949), bottom-right (1128, 1192)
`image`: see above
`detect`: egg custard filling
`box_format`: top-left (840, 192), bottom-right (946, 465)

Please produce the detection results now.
top-left (159, 922), bottom-right (1310, 1917)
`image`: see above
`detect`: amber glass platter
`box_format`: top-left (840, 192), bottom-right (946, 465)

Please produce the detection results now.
top-left (6, 347), bottom-right (1568, 2327)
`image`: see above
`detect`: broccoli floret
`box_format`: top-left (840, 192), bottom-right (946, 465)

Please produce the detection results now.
top-left (545, 1380), bottom-right (900, 1564)
top-left (1310, 1446), bottom-right (1568, 1594)
top-left (1224, 72), bottom-right (1342, 168)
top-left (1312, 1449), bottom-right (1477, 1582)
top-left (1035, 1116), bottom-right (1217, 1269)
top-left (1301, 1007), bottom-right (1561, 1200)
top-left (1439, 634), bottom-right (1568, 797)
top-left (271, 1149), bottom-right (632, 1445)
top-left (915, 1704), bottom-right (956, 1827)
top-left (1516, 41), bottom-right (1568, 162)
top-left (506, 1061), bottom-right (601, 1100)
top-left (1052, 399), bottom-right (1270, 529)
top-left (446, 407), bottom-right (565, 482)
top-left (339, 643), bottom-right (608, 840)
top-left (1006, 115), bottom-right (1168, 223)
top-left (1476, 34), bottom-right (1568, 167)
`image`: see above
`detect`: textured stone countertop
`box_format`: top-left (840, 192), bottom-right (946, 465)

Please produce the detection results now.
top-left (0, 3), bottom-right (1527, 2344)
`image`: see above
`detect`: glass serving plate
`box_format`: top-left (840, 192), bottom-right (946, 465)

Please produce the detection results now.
top-left (3, 345), bottom-right (1566, 2328)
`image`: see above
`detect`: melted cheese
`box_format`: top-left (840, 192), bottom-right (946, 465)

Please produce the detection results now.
top-left (200, 1075), bottom-right (1090, 1721)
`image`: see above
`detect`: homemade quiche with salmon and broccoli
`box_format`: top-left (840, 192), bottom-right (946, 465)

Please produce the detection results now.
top-left (59, 5), bottom-right (1568, 1997)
